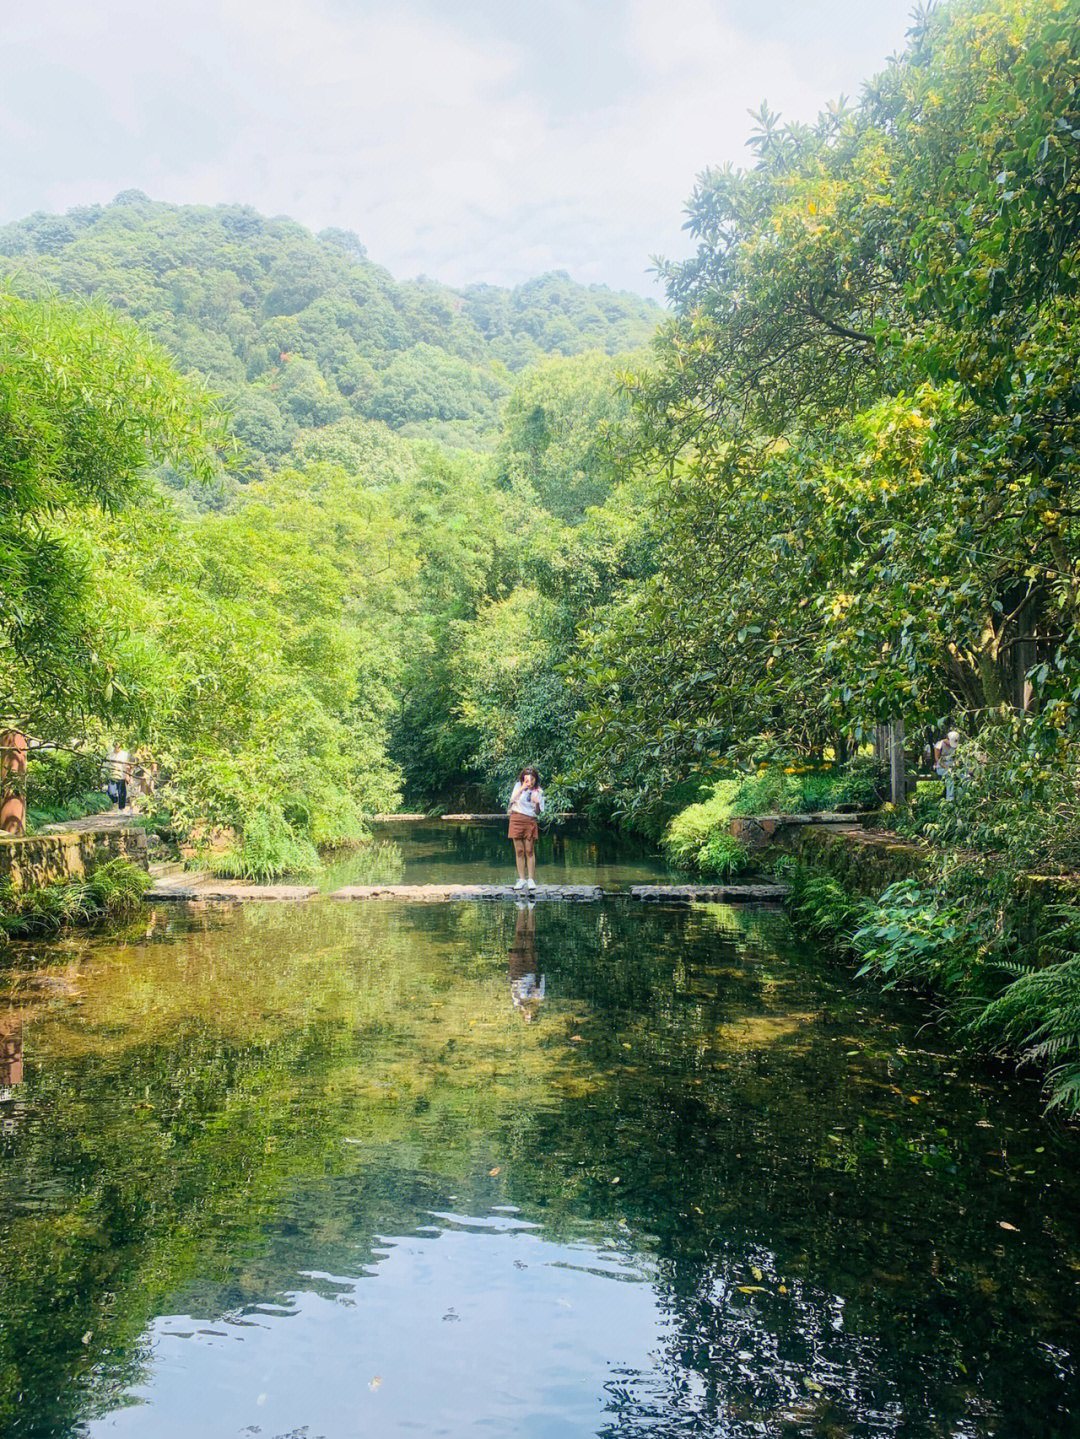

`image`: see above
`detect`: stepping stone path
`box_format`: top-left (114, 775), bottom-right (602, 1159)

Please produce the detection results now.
top-left (331, 883), bottom-right (605, 902)
top-left (145, 873), bottom-right (789, 904)
top-left (434, 813), bottom-right (584, 823)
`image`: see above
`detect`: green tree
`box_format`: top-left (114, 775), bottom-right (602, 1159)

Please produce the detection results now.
top-left (0, 198), bottom-right (663, 467)
top-left (0, 290), bottom-right (219, 739)
top-left (496, 352), bottom-right (642, 524)
top-left (572, 0), bottom-right (1080, 810)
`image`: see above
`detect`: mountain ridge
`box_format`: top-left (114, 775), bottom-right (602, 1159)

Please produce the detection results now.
top-left (0, 194), bottom-right (663, 456)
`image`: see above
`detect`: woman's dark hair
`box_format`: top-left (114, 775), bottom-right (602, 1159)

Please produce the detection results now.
top-left (518, 767), bottom-right (540, 785)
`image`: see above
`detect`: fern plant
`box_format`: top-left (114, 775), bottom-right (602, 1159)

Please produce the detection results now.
top-left (786, 868), bottom-right (865, 941)
top-left (975, 908), bottom-right (1080, 1115)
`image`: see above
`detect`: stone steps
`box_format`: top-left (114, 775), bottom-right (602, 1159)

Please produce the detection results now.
top-left (146, 873), bottom-right (319, 901)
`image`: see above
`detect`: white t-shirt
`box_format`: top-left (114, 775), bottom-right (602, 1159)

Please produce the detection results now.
top-left (106, 749), bottom-right (130, 781)
top-left (936, 731), bottom-right (961, 770)
top-left (509, 781), bottom-right (545, 818)
top-left (512, 974), bottom-right (546, 1007)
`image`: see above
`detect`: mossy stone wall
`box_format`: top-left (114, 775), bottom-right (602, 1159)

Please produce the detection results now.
top-left (0, 829), bottom-right (148, 892)
top-left (762, 823), bottom-right (928, 895)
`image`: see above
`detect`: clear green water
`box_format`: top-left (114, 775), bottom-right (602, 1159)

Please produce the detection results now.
top-left (2, 831), bottom-right (1079, 1437)
top-left (313, 819), bottom-right (692, 891)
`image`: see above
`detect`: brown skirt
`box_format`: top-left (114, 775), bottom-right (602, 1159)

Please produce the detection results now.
top-left (508, 812), bottom-right (539, 841)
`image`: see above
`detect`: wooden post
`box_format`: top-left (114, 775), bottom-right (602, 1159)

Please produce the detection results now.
top-left (889, 719), bottom-right (906, 807)
top-left (0, 731), bottom-right (27, 835)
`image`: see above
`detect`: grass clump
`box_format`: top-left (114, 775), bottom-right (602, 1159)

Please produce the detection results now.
top-left (728, 759), bottom-right (883, 817)
top-left (662, 782), bottom-right (751, 877)
top-left (694, 830), bottom-right (753, 879)
top-left (0, 858), bottom-right (150, 939)
top-left (205, 806), bottom-right (321, 883)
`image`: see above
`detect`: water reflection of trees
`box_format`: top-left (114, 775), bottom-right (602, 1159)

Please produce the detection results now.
top-left (0, 902), bottom-right (1078, 1437)
top-left (494, 907), bottom-right (1080, 1438)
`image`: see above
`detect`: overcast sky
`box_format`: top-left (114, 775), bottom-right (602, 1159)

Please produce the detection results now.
top-left (3, 0), bottom-right (917, 296)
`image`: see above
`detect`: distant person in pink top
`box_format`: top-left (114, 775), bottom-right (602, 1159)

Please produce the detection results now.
top-left (507, 767), bottom-right (545, 892)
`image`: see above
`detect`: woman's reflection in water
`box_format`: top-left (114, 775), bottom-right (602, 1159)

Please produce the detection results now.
top-left (509, 901), bottom-right (545, 1022)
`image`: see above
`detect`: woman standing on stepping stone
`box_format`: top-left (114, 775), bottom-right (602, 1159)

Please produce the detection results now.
top-left (507, 767), bottom-right (544, 892)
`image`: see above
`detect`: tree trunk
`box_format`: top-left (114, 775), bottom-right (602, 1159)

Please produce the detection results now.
top-left (974, 621), bottom-right (1008, 710)
top-left (0, 731), bottom-right (27, 835)
top-left (889, 719), bottom-right (906, 807)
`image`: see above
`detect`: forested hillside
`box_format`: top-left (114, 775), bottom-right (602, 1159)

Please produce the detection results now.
top-left (0, 196), bottom-right (660, 457)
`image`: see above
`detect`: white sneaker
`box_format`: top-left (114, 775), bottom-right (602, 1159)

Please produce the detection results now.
top-left (514, 877), bottom-right (527, 890)
top-left (527, 878), bottom-right (537, 892)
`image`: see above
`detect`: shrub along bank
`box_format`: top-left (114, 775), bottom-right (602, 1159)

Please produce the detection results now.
top-left (783, 858), bottom-right (1080, 1117)
top-left (775, 735), bottom-right (1080, 1118)
top-left (661, 761), bottom-right (883, 878)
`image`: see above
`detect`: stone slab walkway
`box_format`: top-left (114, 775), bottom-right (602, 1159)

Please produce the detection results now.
top-left (330, 883), bottom-right (606, 902)
top-left (430, 813), bottom-right (583, 824)
top-left (144, 873), bottom-right (789, 903)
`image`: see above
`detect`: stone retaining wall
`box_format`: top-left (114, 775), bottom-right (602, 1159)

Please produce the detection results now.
top-left (0, 827), bottom-right (149, 892)
top-left (761, 821), bottom-right (928, 894)
top-left (728, 811), bottom-right (871, 849)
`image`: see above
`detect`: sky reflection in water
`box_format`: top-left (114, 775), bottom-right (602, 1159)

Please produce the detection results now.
top-left (2, 834), bottom-right (1080, 1437)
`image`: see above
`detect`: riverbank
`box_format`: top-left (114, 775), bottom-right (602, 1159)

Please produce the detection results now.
top-left (0, 856), bottom-right (149, 940)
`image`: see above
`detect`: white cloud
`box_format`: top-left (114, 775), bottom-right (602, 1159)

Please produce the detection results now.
top-left (2, 0), bottom-right (915, 294)
top-left (626, 0), bottom-right (728, 77)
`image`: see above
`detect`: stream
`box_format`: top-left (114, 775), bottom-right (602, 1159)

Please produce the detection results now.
top-left (1, 823), bottom-right (1078, 1437)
